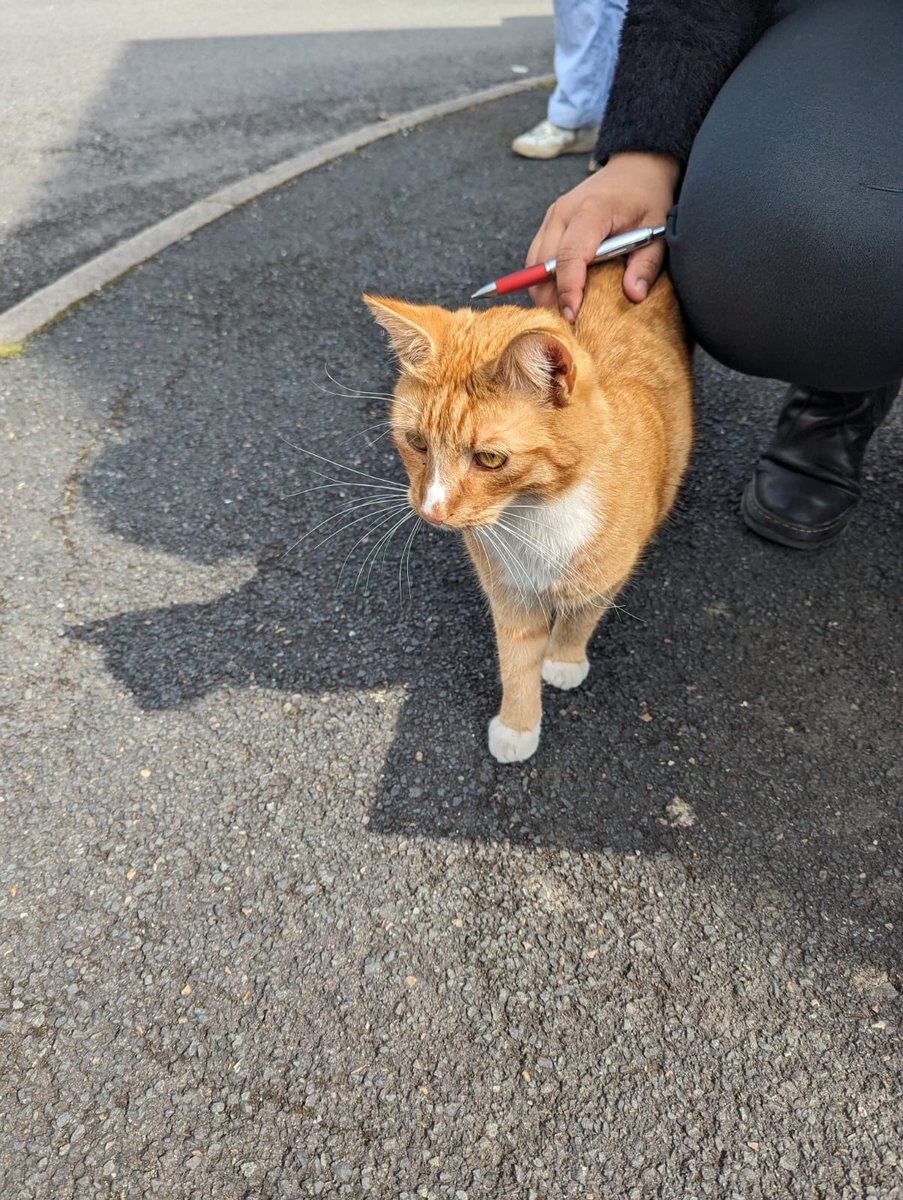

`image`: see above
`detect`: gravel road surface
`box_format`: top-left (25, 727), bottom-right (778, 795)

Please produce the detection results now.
top-left (1, 92), bottom-right (900, 1199)
top-left (2, 0), bottom-right (551, 311)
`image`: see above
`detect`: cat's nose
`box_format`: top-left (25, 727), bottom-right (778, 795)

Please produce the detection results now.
top-left (421, 477), bottom-right (448, 525)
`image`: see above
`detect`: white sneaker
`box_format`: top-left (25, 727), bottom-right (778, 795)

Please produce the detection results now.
top-left (511, 118), bottom-right (598, 160)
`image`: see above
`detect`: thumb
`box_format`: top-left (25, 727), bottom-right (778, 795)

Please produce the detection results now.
top-left (623, 241), bottom-right (666, 302)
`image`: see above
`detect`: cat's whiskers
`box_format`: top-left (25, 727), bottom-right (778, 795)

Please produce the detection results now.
top-left (312, 466), bottom-right (404, 486)
top-left (359, 425), bottom-right (398, 450)
top-left (337, 503), bottom-right (414, 588)
top-left (354, 416), bottom-right (397, 432)
top-left (503, 529), bottom-right (600, 604)
top-left (474, 528), bottom-right (520, 611)
top-left (284, 495), bottom-right (410, 560)
top-left (471, 528), bottom-right (497, 605)
top-left (321, 371), bottom-right (422, 418)
top-left (282, 476), bottom-right (407, 501)
top-left (313, 498), bottom-right (411, 556)
top-left (477, 510), bottom-right (634, 629)
top-left (494, 535), bottom-right (585, 609)
top-left (478, 524), bottom-right (552, 631)
top-left (499, 505), bottom-right (559, 530)
top-left (398, 515), bottom-right (423, 602)
top-left (341, 415), bottom-right (415, 452)
top-left (499, 532), bottom-right (554, 631)
top-left (321, 366), bottom-right (397, 403)
top-left (355, 508), bottom-right (418, 594)
top-left (281, 495), bottom-right (397, 559)
top-left (497, 504), bottom-right (580, 545)
top-left (279, 435), bottom-right (407, 490)
top-left (352, 513), bottom-right (407, 589)
top-left (493, 515), bottom-right (601, 609)
top-left (336, 417), bottom-right (395, 446)
top-left (280, 421), bottom-right (425, 594)
top-left (306, 465), bottom-right (406, 491)
top-left (494, 517), bottom-right (639, 621)
top-left (315, 372), bottom-right (421, 428)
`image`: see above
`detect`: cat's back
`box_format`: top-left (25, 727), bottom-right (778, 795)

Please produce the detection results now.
top-left (576, 261), bottom-right (691, 420)
top-left (575, 262), bottom-right (693, 521)
top-left (576, 261), bottom-right (689, 377)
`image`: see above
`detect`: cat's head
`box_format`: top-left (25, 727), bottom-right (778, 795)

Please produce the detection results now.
top-left (365, 296), bottom-right (593, 529)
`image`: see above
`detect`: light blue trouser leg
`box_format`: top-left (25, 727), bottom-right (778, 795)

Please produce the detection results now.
top-left (547, 0), bottom-right (628, 130)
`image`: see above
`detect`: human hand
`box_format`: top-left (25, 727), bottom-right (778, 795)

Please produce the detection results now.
top-left (527, 152), bottom-right (680, 319)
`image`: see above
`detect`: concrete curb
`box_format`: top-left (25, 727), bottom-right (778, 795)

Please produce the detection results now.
top-left (0, 75), bottom-right (553, 348)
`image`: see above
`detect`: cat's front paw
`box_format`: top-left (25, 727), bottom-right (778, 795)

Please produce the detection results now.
top-left (542, 658), bottom-right (590, 690)
top-left (488, 716), bottom-right (541, 763)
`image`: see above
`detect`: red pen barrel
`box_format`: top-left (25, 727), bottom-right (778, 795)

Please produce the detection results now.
top-left (493, 262), bottom-right (551, 296)
top-left (472, 227), bottom-right (665, 300)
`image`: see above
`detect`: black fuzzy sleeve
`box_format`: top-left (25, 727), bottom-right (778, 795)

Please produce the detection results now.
top-left (594, 0), bottom-right (774, 167)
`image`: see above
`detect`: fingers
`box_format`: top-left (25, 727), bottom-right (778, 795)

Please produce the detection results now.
top-left (557, 232), bottom-right (600, 319)
top-left (527, 206), bottom-right (563, 310)
top-left (525, 177), bottom-right (617, 319)
top-left (542, 205), bottom-right (615, 321)
top-left (525, 155), bottom-right (677, 316)
top-left (623, 240), bottom-right (666, 302)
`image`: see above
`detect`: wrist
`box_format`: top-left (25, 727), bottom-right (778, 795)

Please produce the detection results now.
top-left (607, 151), bottom-right (681, 193)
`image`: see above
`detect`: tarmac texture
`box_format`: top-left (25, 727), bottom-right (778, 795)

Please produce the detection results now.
top-left (1, 92), bottom-right (901, 1199)
top-left (2, 1), bottom-right (551, 311)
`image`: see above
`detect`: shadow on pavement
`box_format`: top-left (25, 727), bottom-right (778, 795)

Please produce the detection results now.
top-left (64, 94), bottom-right (902, 969)
top-left (1, 18), bottom-right (549, 311)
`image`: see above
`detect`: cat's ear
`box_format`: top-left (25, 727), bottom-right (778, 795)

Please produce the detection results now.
top-left (495, 330), bottom-right (576, 407)
top-left (363, 295), bottom-right (440, 372)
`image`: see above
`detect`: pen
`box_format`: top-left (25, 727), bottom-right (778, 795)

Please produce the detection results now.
top-left (470, 225), bottom-right (667, 299)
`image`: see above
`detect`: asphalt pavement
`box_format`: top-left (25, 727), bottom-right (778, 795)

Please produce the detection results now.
top-left (1, 0), bottom-right (551, 311)
top-left (1, 90), bottom-right (901, 1199)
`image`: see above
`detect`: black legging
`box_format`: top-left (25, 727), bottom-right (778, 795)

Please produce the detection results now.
top-left (667, 0), bottom-right (903, 393)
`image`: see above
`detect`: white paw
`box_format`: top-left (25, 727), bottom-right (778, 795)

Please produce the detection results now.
top-left (488, 716), bottom-right (541, 763)
top-left (542, 658), bottom-right (590, 690)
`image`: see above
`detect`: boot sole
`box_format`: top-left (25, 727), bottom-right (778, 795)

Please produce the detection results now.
top-left (740, 482), bottom-right (852, 551)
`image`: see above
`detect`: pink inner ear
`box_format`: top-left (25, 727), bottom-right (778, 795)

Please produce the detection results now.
top-left (543, 339), bottom-right (576, 395)
top-left (495, 329), bottom-right (576, 405)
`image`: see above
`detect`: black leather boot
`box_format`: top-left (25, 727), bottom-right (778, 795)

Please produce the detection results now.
top-left (741, 382), bottom-right (899, 550)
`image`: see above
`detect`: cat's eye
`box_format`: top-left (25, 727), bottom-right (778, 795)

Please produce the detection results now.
top-left (474, 450), bottom-right (508, 470)
top-left (406, 431), bottom-right (428, 452)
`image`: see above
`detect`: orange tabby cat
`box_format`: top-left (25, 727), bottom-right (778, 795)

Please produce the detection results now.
top-left (365, 262), bottom-right (693, 762)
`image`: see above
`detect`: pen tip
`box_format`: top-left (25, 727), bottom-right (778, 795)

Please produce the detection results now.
top-left (470, 282), bottom-right (496, 300)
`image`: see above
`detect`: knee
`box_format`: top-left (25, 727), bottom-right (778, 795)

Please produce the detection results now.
top-left (668, 169), bottom-right (903, 391)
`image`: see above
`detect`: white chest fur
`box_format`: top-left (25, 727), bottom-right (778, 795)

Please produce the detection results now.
top-left (488, 481), bottom-right (598, 594)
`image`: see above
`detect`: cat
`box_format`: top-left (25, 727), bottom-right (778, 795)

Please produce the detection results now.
top-left (365, 262), bottom-right (693, 762)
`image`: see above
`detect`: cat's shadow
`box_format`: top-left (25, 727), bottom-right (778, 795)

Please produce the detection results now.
top-left (70, 400), bottom-right (903, 970)
top-left (59, 109), bottom-right (901, 969)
